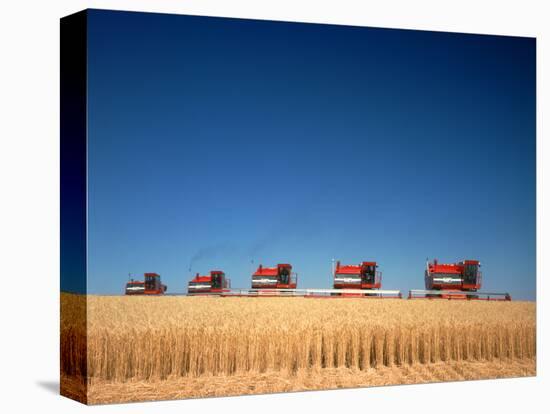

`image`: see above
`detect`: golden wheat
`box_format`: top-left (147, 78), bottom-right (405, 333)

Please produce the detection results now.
top-left (86, 358), bottom-right (536, 404)
top-left (60, 293), bottom-right (87, 377)
top-left (60, 293), bottom-right (88, 403)
top-left (60, 294), bottom-right (536, 383)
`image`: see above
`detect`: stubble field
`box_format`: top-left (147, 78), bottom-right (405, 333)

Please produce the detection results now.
top-left (60, 293), bottom-right (536, 404)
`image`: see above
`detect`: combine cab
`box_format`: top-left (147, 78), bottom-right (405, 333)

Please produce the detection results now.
top-left (408, 259), bottom-right (511, 301)
top-left (125, 273), bottom-right (167, 295)
top-left (188, 270), bottom-right (231, 295)
top-left (251, 264), bottom-right (297, 289)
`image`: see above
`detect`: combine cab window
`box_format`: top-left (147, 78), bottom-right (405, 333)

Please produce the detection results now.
top-left (362, 265), bottom-right (376, 284)
top-left (279, 267), bottom-right (290, 285)
top-left (212, 273), bottom-right (222, 289)
top-left (145, 275), bottom-right (157, 291)
top-left (464, 264), bottom-right (478, 284)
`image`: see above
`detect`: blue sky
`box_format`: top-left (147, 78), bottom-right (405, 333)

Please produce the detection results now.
top-left (84, 10), bottom-right (535, 299)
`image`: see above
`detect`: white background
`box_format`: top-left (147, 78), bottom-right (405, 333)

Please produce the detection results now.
top-left (0, 0), bottom-right (547, 412)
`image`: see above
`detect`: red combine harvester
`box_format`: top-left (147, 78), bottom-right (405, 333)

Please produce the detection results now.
top-left (333, 261), bottom-right (401, 298)
top-left (251, 264), bottom-right (297, 289)
top-left (408, 259), bottom-right (511, 300)
top-left (187, 270), bottom-right (231, 295)
top-left (333, 261), bottom-right (381, 289)
top-left (125, 273), bottom-right (167, 295)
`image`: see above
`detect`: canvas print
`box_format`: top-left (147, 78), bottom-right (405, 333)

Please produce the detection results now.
top-left (60, 9), bottom-right (536, 405)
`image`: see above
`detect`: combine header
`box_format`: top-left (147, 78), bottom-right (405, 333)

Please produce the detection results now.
top-left (408, 259), bottom-right (511, 301)
top-left (333, 260), bottom-right (401, 298)
top-left (125, 273), bottom-right (167, 295)
top-left (187, 270), bottom-right (231, 295)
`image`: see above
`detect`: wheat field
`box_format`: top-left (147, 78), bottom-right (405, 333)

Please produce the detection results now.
top-left (60, 293), bottom-right (536, 404)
